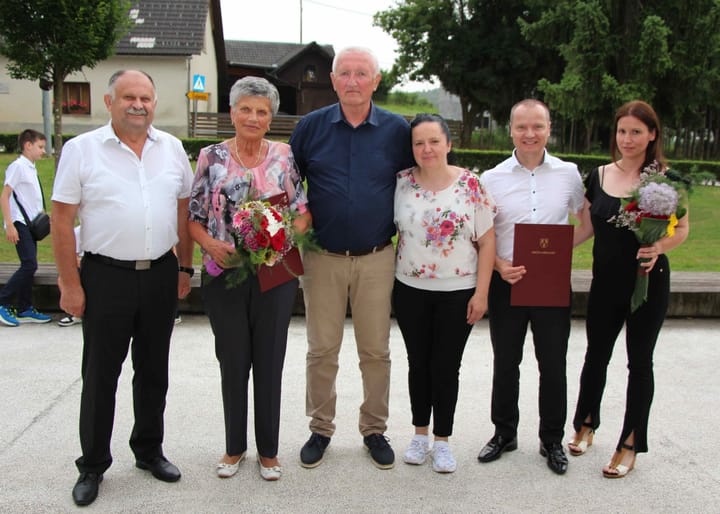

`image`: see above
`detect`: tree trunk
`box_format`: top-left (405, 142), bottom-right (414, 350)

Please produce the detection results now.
top-left (459, 102), bottom-right (474, 148)
top-left (584, 119), bottom-right (594, 153)
top-left (52, 71), bottom-right (65, 173)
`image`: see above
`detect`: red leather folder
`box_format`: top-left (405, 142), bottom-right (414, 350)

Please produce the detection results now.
top-left (256, 192), bottom-right (304, 292)
top-left (510, 223), bottom-right (573, 307)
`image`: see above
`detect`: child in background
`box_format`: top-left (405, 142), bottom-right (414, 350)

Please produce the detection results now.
top-left (0, 129), bottom-right (52, 326)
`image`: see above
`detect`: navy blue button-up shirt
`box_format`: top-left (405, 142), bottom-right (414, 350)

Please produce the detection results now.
top-left (290, 103), bottom-right (413, 253)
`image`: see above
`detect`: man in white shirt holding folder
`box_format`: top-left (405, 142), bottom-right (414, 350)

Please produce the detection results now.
top-left (477, 99), bottom-right (585, 475)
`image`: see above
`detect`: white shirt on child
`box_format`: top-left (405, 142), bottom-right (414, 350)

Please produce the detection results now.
top-left (4, 154), bottom-right (43, 227)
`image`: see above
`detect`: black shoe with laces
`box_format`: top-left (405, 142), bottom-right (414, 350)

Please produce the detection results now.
top-left (363, 433), bottom-right (395, 469)
top-left (72, 472), bottom-right (103, 506)
top-left (300, 432), bottom-right (330, 468)
top-left (540, 441), bottom-right (568, 475)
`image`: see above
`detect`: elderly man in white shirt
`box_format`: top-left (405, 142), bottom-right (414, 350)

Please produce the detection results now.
top-left (51, 70), bottom-right (194, 507)
top-left (477, 99), bottom-right (585, 476)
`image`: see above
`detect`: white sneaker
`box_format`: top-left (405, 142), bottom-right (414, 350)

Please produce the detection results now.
top-left (431, 441), bottom-right (457, 473)
top-left (403, 435), bottom-right (429, 465)
top-left (58, 315), bottom-right (82, 327)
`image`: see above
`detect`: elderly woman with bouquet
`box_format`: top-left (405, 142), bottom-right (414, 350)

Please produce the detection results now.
top-left (570, 100), bottom-right (689, 478)
top-left (188, 77), bottom-right (311, 481)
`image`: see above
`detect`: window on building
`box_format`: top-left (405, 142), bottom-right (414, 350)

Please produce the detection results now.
top-left (62, 82), bottom-right (91, 115)
top-left (303, 65), bottom-right (317, 83)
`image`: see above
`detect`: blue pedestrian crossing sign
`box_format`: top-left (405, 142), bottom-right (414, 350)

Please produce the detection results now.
top-left (192, 74), bottom-right (206, 92)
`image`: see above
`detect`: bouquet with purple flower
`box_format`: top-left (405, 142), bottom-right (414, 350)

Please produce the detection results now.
top-left (609, 160), bottom-right (687, 312)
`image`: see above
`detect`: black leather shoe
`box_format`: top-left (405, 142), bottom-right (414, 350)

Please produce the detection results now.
top-left (72, 472), bottom-right (103, 506)
top-left (477, 434), bottom-right (518, 463)
top-left (540, 442), bottom-right (568, 475)
top-left (136, 456), bottom-right (181, 482)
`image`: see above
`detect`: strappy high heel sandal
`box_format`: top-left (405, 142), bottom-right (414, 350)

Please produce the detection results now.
top-left (602, 443), bottom-right (636, 479)
top-left (568, 422), bottom-right (594, 456)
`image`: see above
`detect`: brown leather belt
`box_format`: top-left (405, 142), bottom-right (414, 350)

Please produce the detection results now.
top-left (328, 240), bottom-right (392, 257)
top-left (84, 250), bottom-right (173, 271)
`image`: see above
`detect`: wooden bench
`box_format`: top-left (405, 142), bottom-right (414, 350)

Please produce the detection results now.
top-left (2, 263), bottom-right (719, 318)
top-left (189, 113), bottom-right (461, 141)
top-left (189, 113), bottom-right (300, 139)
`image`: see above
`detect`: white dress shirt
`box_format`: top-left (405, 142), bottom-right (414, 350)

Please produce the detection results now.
top-left (479, 150), bottom-right (584, 262)
top-left (52, 123), bottom-right (193, 260)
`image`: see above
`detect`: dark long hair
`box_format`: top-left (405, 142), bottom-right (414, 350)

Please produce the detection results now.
top-left (610, 100), bottom-right (666, 171)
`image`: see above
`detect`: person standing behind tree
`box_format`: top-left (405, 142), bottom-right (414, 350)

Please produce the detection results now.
top-left (289, 46), bottom-right (414, 470)
top-left (52, 69), bottom-right (194, 506)
top-left (0, 129), bottom-right (51, 327)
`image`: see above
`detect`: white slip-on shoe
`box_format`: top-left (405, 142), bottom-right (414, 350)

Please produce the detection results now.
top-left (216, 452), bottom-right (245, 478)
top-left (257, 457), bottom-right (282, 481)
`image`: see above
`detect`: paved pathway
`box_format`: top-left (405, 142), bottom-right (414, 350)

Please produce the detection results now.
top-left (1, 316), bottom-right (719, 512)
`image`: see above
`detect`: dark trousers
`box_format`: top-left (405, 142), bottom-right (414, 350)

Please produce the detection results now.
top-left (573, 256), bottom-right (670, 454)
top-left (487, 272), bottom-right (570, 444)
top-left (392, 280), bottom-right (475, 437)
top-left (202, 273), bottom-right (297, 458)
top-left (75, 253), bottom-right (178, 474)
top-left (0, 221), bottom-right (37, 312)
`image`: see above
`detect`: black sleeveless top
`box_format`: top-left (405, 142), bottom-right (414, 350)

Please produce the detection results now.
top-left (585, 167), bottom-right (668, 299)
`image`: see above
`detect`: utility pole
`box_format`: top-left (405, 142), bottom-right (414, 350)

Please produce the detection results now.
top-left (299, 0), bottom-right (303, 43)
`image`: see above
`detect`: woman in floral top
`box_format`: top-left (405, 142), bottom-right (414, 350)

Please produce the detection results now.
top-left (188, 77), bottom-right (310, 482)
top-left (393, 113), bottom-right (496, 473)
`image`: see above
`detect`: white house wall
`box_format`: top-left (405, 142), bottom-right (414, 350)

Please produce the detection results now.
top-left (0, 13), bottom-right (218, 139)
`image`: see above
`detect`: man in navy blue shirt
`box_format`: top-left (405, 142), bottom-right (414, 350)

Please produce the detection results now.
top-left (290, 46), bottom-right (413, 470)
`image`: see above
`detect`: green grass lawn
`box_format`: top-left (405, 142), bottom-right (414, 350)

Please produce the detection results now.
top-left (1, 153), bottom-right (718, 271)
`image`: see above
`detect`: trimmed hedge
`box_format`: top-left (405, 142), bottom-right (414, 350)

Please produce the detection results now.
top-left (454, 148), bottom-right (720, 181)
top-left (3, 132), bottom-right (719, 180)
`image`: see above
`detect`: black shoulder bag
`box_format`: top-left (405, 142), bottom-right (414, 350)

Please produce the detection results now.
top-left (12, 179), bottom-right (50, 241)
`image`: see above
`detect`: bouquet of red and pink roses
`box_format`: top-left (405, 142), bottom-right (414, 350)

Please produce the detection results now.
top-left (609, 160), bottom-right (687, 312)
top-left (205, 198), bottom-right (314, 288)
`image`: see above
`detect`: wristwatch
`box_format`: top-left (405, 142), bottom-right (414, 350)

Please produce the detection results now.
top-left (178, 266), bottom-right (195, 277)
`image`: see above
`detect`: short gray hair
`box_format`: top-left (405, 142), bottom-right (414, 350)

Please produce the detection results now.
top-left (107, 69), bottom-right (157, 101)
top-left (229, 77), bottom-right (280, 115)
top-left (332, 47), bottom-right (380, 76)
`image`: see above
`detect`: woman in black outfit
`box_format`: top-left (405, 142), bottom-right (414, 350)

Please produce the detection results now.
top-left (569, 100), bottom-right (689, 478)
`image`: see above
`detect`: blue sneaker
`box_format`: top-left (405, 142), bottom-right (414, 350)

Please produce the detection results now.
top-left (15, 307), bottom-right (52, 324)
top-left (0, 305), bottom-right (19, 327)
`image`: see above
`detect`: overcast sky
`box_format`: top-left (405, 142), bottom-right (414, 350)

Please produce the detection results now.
top-left (219, 0), bottom-right (434, 91)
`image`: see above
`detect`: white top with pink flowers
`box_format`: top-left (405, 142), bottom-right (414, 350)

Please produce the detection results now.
top-left (394, 167), bottom-right (496, 291)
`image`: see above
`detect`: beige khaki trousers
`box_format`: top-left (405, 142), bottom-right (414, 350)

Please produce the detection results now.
top-left (301, 246), bottom-right (394, 437)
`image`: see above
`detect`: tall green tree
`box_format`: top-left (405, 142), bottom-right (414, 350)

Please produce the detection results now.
top-left (521, 1), bottom-right (703, 153)
top-left (0, 0), bottom-right (131, 164)
top-left (375, 0), bottom-right (556, 147)
top-left (375, 66), bottom-right (401, 102)
top-left (651, 0), bottom-right (720, 158)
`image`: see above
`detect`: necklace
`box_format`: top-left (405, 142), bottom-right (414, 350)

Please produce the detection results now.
top-left (233, 137), bottom-right (265, 169)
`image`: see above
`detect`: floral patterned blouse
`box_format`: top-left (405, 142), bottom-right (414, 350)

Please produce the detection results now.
top-left (188, 140), bottom-right (308, 268)
top-left (394, 167), bottom-right (496, 291)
